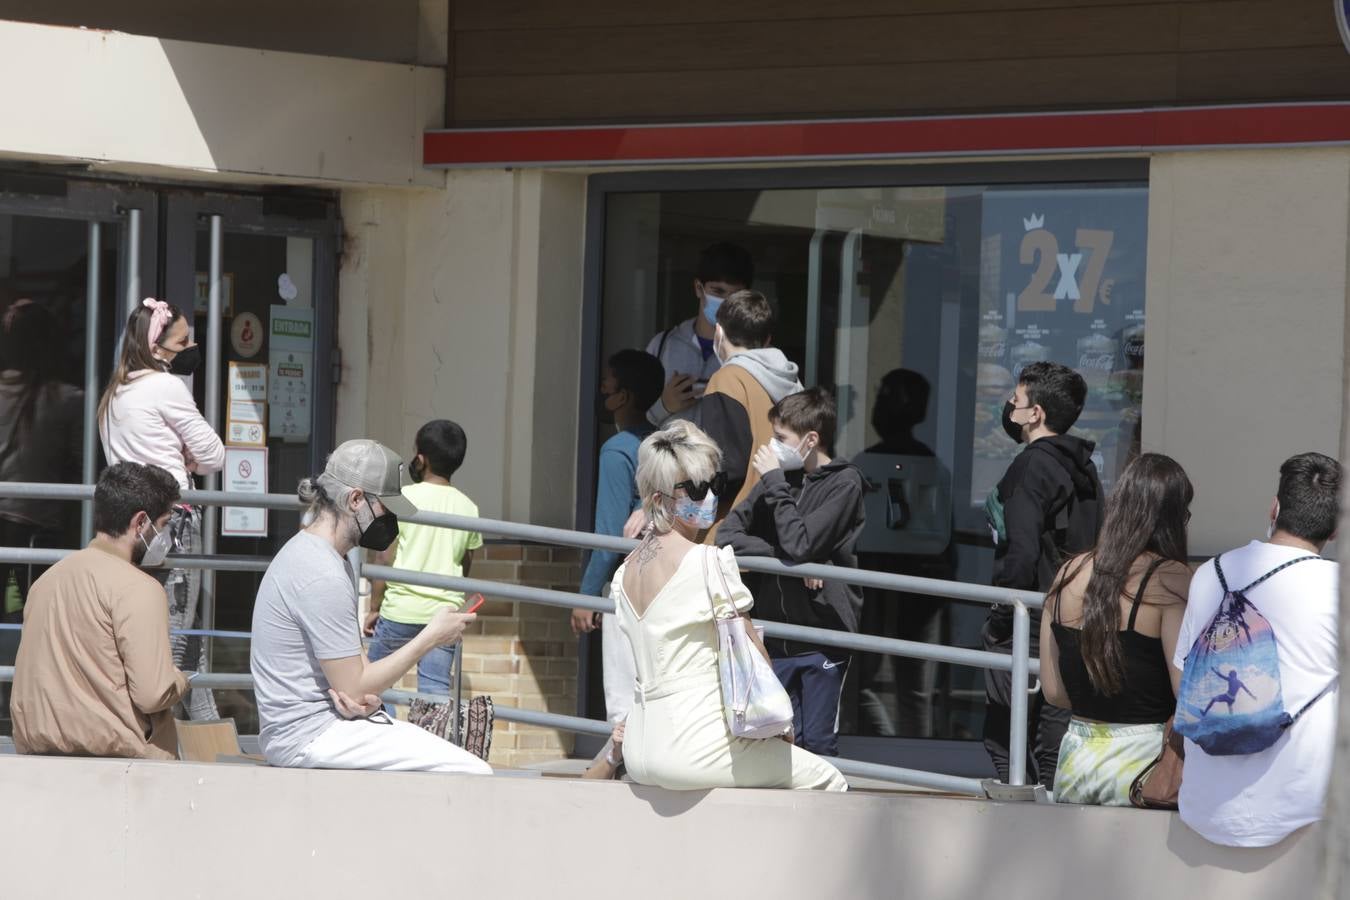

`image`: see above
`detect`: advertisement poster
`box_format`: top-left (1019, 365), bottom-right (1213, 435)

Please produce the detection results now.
top-left (971, 187), bottom-right (1148, 507)
top-left (222, 447), bottom-right (268, 537)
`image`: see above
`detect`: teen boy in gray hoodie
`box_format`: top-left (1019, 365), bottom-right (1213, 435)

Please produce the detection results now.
top-left (694, 290), bottom-right (803, 538)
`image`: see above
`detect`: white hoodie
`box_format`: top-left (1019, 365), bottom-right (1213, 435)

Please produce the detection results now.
top-left (100, 370), bottom-right (225, 490)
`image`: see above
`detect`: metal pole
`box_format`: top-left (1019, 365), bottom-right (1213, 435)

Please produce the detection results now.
top-left (80, 221), bottom-right (101, 545)
top-left (124, 208), bottom-right (141, 319)
top-left (453, 644), bottom-right (464, 746)
top-left (201, 215), bottom-right (224, 673)
top-left (804, 229), bottom-right (825, 386)
top-left (1007, 600), bottom-right (1032, 787)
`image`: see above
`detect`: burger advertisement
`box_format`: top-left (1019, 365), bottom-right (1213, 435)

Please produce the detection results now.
top-left (971, 187), bottom-right (1149, 507)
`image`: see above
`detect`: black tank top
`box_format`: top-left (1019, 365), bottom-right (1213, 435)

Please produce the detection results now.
top-left (1050, 558), bottom-right (1176, 724)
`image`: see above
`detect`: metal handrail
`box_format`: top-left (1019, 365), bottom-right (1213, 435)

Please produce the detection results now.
top-left (0, 480), bottom-right (1040, 789)
top-left (0, 482), bottom-right (1044, 609)
top-left (0, 667), bottom-right (988, 797)
top-left (0, 545), bottom-right (1037, 676)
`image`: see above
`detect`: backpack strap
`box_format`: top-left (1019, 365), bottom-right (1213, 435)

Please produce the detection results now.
top-left (655, 326), bottom-right (674, 365)
top-left (1290, 677), bottom-right (1339, 725)
top-left (1125, 557), bottom-right (1168, 633)
top-left (1213, 555), bottom-right (1231, 594)
top-left (1238, 555), bottom-right (1320, 595)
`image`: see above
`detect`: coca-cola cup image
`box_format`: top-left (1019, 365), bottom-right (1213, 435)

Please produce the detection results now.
top-left (1010, 340), bottom-right (1046, 380)
top-left (1122, 323), bottom-right (1144, 369)
top-left (1075, 332), bottom-right (1117, 389)
top-left (978, 322), bottom-right (1007, 363)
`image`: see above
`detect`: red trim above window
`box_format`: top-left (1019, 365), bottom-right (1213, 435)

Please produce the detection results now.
top-left (423, 103), bottom-right (1350, 169)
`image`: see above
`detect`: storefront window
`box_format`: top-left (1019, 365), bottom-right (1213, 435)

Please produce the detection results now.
top-left (595, 177), bottom-right (1147, 745)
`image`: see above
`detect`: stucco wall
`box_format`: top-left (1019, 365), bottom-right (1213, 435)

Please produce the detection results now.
top-left (1143, 148), bottom-right (1349, 557)
top-left (338, 170), bottom-right (587, 525)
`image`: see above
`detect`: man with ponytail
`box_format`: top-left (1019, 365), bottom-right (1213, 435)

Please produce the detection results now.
top-left (250, 439), bottom-right (491, 773)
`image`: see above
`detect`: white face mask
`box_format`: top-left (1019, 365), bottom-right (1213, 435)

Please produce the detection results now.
top-left (138, 518), bottom-right (173, 568)
top-left (770, 437), bottom-right (808, 472)
top-left (1267, 502), bottom-right (1280, 540)
top-left (713, 325), bottom-right (729, 365)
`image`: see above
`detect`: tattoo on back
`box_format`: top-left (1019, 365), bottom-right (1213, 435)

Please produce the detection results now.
top-left (635, 534), bottom-right (661, 569)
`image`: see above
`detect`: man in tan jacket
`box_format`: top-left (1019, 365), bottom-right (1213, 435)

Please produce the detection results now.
top-left (12, 462), bottom-right (189, 759)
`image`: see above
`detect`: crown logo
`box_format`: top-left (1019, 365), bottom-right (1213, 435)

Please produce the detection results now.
top-left (1023, 213), bottom-right (1045, 232)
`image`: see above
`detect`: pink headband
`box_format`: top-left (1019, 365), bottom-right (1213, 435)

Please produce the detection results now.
top-left (142, 298), bottom-right (173, 348)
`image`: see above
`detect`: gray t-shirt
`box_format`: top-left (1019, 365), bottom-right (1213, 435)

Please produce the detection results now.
top-left (250, 531), bottom-right (361, 766)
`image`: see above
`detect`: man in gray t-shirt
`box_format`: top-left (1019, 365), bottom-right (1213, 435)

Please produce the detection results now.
top-left (251, 530), bottom-right (362, 766)
top-left (250, 439), bottom-right (489, 774)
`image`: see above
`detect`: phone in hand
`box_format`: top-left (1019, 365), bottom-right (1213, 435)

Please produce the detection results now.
top-left (463, 594), bottom-right (486, 615)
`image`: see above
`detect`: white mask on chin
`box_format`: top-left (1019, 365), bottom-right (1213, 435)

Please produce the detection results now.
top-left (138, 519), bottom-right (173, 568)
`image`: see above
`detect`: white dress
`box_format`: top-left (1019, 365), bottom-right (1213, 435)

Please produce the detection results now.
top-left (613, 544), bottom-right (847, 792)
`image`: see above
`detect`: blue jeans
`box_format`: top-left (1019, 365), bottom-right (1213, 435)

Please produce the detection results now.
top-left (772, 652), bottom-right (850, 757)
top-left (367, 617), bottom-right (459, 714)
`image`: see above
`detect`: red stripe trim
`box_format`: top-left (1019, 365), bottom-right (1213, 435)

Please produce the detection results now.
top-left (423, 103), bottom-right (1350, 168)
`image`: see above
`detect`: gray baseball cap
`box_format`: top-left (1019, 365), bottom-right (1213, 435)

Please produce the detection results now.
top-left (323, 439), bottom-right (418, 518)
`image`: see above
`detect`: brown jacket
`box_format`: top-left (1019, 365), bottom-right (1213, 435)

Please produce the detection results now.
top-left (698, 355), bottom-right (801, 540)
top-left (12, 545), bottom-right (188, 760)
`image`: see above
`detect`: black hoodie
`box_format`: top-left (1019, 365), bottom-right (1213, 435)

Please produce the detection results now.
top-left (718, 460), bottom-right (865, 657)
top-left (984, 434), bottom-right (1104, 636)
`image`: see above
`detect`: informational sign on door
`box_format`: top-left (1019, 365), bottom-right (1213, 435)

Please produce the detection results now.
top-left (226, 362), bottom-right (268, 447)
top-left (194, 272), bottom-right (235, 318)
top-left (231, 312), bottom-right (264, 358)
top-left (269, 305), bottom-right (313, 352)
top-left (222, 446), bottom-right (268, 538)
top-left (268, 350), bottom-right (311, 441)
top-left (269, 305), bottom-right (313, 442)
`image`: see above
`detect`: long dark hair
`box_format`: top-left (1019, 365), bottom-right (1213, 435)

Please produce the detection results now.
top-left (1052, 453), bottom-right (1192, 695)
top-left (97, 300), bottom-right (183, 427)
top-left (0, 299), bottom-right (59, 430)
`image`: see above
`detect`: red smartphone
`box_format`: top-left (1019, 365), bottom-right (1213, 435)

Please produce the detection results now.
top-left (463, 594), bottom-right (486, 615)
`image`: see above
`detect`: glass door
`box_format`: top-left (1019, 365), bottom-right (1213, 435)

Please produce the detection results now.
top-left (0, 174), bottom-right (157, 734)
top-left (163, 190), bottom-right (338, 730)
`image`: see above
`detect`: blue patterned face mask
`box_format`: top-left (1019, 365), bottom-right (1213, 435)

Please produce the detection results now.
top-left (672, 491), bottom-right (717, 529)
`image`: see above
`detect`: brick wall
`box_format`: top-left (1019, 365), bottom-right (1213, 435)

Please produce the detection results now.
top-left (370, 542), bottom-right (585, 768)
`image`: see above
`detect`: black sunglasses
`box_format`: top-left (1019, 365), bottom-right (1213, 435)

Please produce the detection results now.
top-left (673, 472), bottom-right (728, 502)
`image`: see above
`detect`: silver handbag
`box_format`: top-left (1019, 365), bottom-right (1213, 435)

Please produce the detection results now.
top-left (703, 546), bottom-right (794, 740)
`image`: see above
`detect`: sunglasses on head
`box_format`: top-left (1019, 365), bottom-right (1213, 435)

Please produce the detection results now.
top-left (672, 472), bottom-right (728, 502)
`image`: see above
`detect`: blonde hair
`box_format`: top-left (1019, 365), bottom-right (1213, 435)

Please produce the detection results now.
top-left (636, 420), bottom-right (722, 533)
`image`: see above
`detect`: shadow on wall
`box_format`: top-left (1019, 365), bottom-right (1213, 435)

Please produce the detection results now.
top-left (156, 34), bottom-right (440, 185)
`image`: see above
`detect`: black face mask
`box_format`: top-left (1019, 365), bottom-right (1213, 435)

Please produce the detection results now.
top-left (1002, 400), bottom-right (1026, 444)
top-left (165, 344), bottom-right (202, 376)
top-left (357, 496), bottom-right (399, 552)
top-left (410, 456), bottom-right (425, 483)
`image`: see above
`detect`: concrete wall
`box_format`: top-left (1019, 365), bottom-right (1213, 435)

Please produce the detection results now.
top-left (0, 19), bottom-right (444, 188)
top-left (0, 754), bottom-right (1321, 898)
top-left (1143, 148), bottom-right (1350, 557)
top-left (338, 170), bottom-right (588, 525)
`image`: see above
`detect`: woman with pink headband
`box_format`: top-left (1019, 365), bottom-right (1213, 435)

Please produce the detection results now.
top-left (98, 298), bottom-right (225, 720)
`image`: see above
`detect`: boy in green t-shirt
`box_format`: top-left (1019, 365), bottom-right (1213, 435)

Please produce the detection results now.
top-left (365, 419), bottom-right (483, 698)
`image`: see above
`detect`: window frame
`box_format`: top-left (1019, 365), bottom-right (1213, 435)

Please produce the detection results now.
top-left (575, 158), bottom-right (1150, 766)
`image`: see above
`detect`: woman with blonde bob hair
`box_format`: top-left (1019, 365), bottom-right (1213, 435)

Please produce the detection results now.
top-left (610, 420), bottom-right (846, 791)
